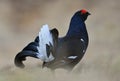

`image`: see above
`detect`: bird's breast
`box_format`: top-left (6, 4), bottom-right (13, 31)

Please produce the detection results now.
top-left (55, 37), bottom-right (86, 59)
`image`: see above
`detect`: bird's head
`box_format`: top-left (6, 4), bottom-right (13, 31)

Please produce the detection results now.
top-left (75, 9), bottom-right (91, 21)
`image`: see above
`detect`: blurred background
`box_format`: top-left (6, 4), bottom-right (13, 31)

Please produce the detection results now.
top-left (0, 0), bottom-right (120, 81)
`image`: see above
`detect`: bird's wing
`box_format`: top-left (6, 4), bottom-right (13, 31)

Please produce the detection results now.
top-left (50, 28), bottom-right (59, 57)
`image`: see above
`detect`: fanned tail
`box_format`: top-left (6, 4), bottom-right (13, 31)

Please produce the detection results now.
top-left (14, 38), bottom-right (39, 68)
top-left (14, 24), bottom-right (58, 68)
top-left (14, 25), bottom-right (58, 68)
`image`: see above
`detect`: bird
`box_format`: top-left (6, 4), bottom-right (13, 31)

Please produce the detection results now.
top-left (14, 9), bottom-right (90, 71)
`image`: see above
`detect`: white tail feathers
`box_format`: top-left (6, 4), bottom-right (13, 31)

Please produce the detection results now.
top-left (37, 24), bottom-right (54, 62)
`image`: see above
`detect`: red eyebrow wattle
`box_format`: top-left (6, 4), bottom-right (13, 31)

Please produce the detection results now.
top-left (81, 9), bottom-right (87, 14)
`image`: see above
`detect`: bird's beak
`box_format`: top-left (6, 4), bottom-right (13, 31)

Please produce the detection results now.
top-left (88, 12), bottom-right (91, 15)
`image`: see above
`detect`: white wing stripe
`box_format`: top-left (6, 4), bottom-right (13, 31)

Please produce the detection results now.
top-left (68, 56), bottom-right (77, 59)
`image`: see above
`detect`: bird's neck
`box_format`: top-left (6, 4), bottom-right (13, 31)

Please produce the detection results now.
top-left (66, 14), bottom-right (89, 47)
top-left (66, 15), bottom-right (88, 38)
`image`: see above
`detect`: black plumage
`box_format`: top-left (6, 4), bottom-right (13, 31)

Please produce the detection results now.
top-left (14, 9), bottom-right (90, 70)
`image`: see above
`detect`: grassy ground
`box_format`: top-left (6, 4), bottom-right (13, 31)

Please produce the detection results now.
top-left (0, 0), bottom-right (120, 81)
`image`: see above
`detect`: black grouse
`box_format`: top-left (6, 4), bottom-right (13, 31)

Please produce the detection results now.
top-left (14, 9), bottom-right (90, 71)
